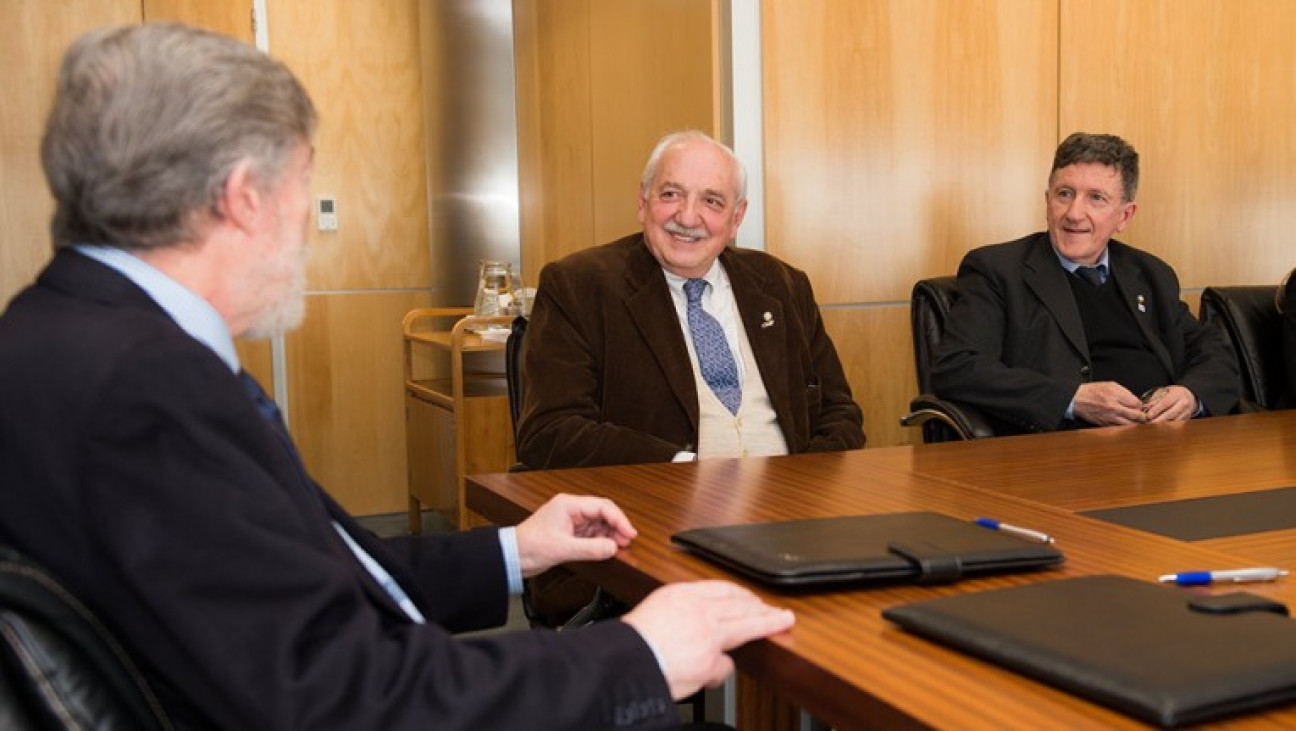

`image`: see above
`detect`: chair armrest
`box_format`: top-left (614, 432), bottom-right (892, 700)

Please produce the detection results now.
top-left (900, 394), bottom-right (997, 441)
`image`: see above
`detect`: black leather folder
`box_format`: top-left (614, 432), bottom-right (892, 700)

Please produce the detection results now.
top-left (669, 511), bottom-right (1063, 588)
top-left (883, 575), bottom-right (1296, 728)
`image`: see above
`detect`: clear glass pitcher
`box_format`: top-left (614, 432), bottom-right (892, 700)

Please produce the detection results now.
top-left (473, 260), bottom-right (515, 316)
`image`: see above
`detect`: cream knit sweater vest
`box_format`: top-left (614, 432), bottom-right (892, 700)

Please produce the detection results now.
top-left (694, 321), bottom-right (789, 459)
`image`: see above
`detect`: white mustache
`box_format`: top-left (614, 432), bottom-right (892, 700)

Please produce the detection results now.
top-left (664, 221), bottom-right (706, 239)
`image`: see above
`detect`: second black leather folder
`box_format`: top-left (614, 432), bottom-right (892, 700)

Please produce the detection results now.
top-left (883, 574), bottom-right (1296, 727)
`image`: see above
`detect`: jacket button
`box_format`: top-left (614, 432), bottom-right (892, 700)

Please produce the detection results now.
top-left (1080, 366), bottom-right (1091, 378)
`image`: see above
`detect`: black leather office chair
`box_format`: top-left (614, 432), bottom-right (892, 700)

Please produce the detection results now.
top-left (505, 315), bottom-right (710, 723)
top-left (507, 313), bottom-right (622, 613)
top-left (505, 314), bottom-right (528, 454)
top-left (508, 312), bottom-right (628, 617)
top-left (1198, 285), bottom-right (1290, 411)
top-left (0, 546), bottom-right (172, 731)
top-left (899, 276), bottom-right (998, 442)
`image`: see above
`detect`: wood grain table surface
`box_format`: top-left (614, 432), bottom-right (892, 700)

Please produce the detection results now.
top-left (467, 411), bottom-right (1296, 730)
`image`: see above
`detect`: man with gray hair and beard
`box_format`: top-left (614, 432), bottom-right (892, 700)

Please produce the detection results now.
top-left (0, 23), bottom-right (793, 730)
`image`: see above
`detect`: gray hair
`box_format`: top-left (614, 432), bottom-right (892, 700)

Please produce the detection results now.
top-left (41, 23), bottom-right (317, 252)
top-left (1050, 132), bottom-right (1140, 203)
top-left (640, 130), bottom-right (747, 203)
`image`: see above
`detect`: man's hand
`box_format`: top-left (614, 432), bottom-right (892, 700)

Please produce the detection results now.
top-left (513, 493), bottom-right (637, 578)
top-left (1140, 385), bottom-right (1198, 422)
top-left (622, 581), bottom-right (796, 700)
top-left (1072, 381), bottom-right (1147, 426)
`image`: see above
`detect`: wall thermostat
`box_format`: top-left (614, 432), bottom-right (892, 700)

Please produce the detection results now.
top-left (317, 197), bottom-right (338, 232)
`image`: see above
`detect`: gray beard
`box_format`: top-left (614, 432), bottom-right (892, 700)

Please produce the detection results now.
top-left (242, 267), bottom-right (306, 341)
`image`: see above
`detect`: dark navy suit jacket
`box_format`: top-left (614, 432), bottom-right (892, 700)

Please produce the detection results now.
top-left (0, 250), bottom-right (675, 729)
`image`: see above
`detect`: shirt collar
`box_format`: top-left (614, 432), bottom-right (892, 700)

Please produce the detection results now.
top-left (662, 258), bottom-right (729, 292)
top-left (1052, 244), bottom-right (1110, 274)
top-left (73, 245), bottom-right (240, 373)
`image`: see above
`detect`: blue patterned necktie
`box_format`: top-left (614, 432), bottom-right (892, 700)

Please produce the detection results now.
top-left (1076, 264), bottom-right (1107, 286)
top-left (237, 370), bottom-right (303, 469)
top-left (684, 279), bottom-right (742, 414)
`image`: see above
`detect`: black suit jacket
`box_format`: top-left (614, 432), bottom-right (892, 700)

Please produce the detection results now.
top-left (0, 250), bottom-right (676, 730)
top-left (518, 233), bottom-right (864, 468)
top-left (931, 232), bottom-right (1239, 433)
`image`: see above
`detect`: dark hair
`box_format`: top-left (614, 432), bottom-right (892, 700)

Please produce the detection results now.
top-left (1050, 133), bottom-right (1139, 203)
top-left (41, 23), bottom-right (317, 252)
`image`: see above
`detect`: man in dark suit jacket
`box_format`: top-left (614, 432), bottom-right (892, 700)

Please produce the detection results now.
top-left (0, 23), bottom-right (793, 730)
top-left (518, 131), bottom-right (864, 469)
top-left (932, 133), bottom-right (1238, 434)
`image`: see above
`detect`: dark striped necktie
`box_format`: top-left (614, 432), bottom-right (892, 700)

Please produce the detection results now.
top-left (1075, 264), bottom-right (1108, 286)
top-left (237, 370), bottom-right (309, 474)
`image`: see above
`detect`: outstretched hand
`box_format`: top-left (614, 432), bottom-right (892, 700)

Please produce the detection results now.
top-left (513, 493), bottom-right (638, 578)
top-left (622, 580), bottom-right (796, 700)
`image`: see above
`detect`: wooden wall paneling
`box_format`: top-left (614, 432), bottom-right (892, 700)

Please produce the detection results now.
top-left (711, 0), bottom-right (733, 148)
top-left (0, 1), bottom-right (140, 307)
top-left (512, 0), bottom-right (543, 292)
top-left (512, 0), bottom-right (544, 288)
top-left (267, 0), bottom-right (431, 293)
top-left (587, 0), bottom-right (719, 246)
top-left (234, 340), bottom-right (275, 390)
top-left (1059, 0), bottom-right (1296, 289)
top-left (761, 0), bottom-right (1059, 447)
top-left (821, 307), bottom-right (920, 448)
top-left (761, 0), bottom-right (1058, 305)
top-left (514, 0), bottom-right (720, 270)
top-left (512, 0), bottom-right (596, 280)
top-left (415, 2), bottom-right (451, 298)
top-left (264, 0), bottom-right (431, 514)
top-left (142, 0), bottom-right (253, 41)
top-left (286, 291), bottom-right (434, 515)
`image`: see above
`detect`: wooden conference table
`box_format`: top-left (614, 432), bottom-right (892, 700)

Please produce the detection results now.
top-left (466, 411), bottom-right (1296, 729)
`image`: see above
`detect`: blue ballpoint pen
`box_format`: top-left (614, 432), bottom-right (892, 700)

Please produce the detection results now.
top-left (1158, 568), bottom-right (1289, 586)
top-left (974, 517), bottom-right (1054, 544)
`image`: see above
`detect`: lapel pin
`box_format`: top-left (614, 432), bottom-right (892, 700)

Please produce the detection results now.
top-left (761, 311), bottom-right (775, 328)
top-left (1137, 294), bottom-right (1146, 313)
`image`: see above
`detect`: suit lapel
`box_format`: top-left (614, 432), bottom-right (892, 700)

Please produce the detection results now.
top-left (1023, 235), bottom-right (1089, 360)
top-left (1108, 244), bottom-right (1174, 373)
top-left (622, 237), bottom-right (701, 426)
top-left (721, 249), bottom-right (791, 419)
